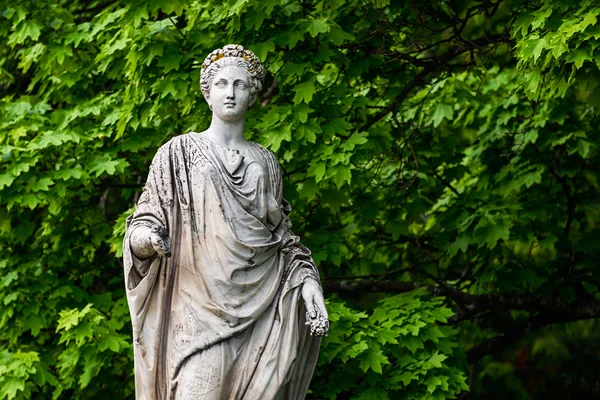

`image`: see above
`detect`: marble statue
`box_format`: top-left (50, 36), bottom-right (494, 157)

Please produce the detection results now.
top-left (123, 44), bottom-right (328, 400)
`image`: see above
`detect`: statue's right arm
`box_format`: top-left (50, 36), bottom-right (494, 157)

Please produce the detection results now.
top-left (126, 142), bottom-right (175, 260)
top-left (130, 224), bottom-right (172, 259)
top-left (130, 226), bottom-right (155, 259)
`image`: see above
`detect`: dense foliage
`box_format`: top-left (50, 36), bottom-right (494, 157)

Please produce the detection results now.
top-left (1, 0), bottom-right (600, 398)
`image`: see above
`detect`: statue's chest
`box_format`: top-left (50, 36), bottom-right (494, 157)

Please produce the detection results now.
top-left (189, 144), bottom-right (267, 187)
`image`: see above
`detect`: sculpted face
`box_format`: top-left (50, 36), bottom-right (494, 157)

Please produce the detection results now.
top-left (207, 65), bottom-right (251, 122)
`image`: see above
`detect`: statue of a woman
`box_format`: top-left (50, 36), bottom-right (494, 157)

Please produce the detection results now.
top-left (123, 44), bottom-right (328, 399)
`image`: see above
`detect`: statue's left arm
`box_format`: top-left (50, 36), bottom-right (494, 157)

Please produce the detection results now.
top-left (279, 206), bottom-right (329, 334)
top-left (263, 147), bottom-right (329, 335)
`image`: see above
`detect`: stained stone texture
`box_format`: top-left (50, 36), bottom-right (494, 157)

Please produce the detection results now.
top-left (123, 133), bottom-right (324, 399)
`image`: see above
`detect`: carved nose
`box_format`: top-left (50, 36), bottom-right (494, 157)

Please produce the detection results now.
top-left (227, 86), bottom-right (235, 99)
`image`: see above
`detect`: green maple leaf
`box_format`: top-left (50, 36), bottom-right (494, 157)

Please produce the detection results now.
top-left (431, 103), bottom-right (453, 127)
top-left (474, 221), bottom-right (511, 249)
top-left (130, 4), bottom-right (149, 28)
top-left (403, 336), bottom-right (424, 354)
top-left (293, 104), bottom-right (313, 123)
top-left (0, 174), bottom-right (15, 190)
top-left (297, 120), bottom-right (320, 143)
top-left (328, 26), bottom-right (354, 45)
top-left (448, 235), bottom-right (470, 256)
top-left (396, 371), bottom-right (416, 387)
top-left (531, 38), bottom-right (547, 62)
top-left (144, 43), bottom-right (164, 66)
top-left (322, 118), bottom-right (352, 136)
top-left (1, 271), bottom-right (18, 287)
top-left (566, 48), bottom-right (591, 69)
top-left (148, 0), bottom-right (186, 14)
top-left (281, 29), bottom-right (305, 49)
top-left (306, 18), bottom-right (330, 38)
top-left (293, 80), bottom-right (316, 104)
top-left (428, 353), bottom-right (448, 368)
top-left (31, 178), bottom-right (54, 191)
top-left (97, 335), bottom-right (122, 352)
top-left (54, 168), bottom-right (84, 181)
top-left (103, 36), bottom-right (130, 56)
top-left (0, 377), bottom-right (25, 399)
top-left (513, 13), bottom-right (535, 37)
top-left (426, 376), bottom-right (443, 393)
top-left (524, 68), bottom-right (542, 97)
top-left (407, 320), bottom-right (427, 336)
top-left (577, 139), bottom-right (591, 158)
top-left (24, 314), bottom-right (45, 337)
top-left (261, 124), bottom-right (291, 152)
top-left (377, 328), bottom-right (399, 345)
top-left (79, 355), bottom-right (102, 389)
top-left (34, 364), bottom-right (59, 387)
top-left (330, 164), bottom-right (352, 189)
top-left (421, 327), bottom-right (445, 344)
top-left (430, 307), bottom-right (454, 323)
top-left (359, 348), bottom-right (389, 374)
top-left (31, 132), bottom-right (74, 149)
top-left (250, 39), bottom-right (275, 62)
top-left (346, 340), bottom-right (368, 359)
top-left (9, 20), bottom-right (42, 45)
top-left (531, 7), bottom-right (552, 30)
top-left (308, 161), bottom-right (327, 182)
top-left (341, 132), bottom-right (368, 151)
top-left (297, 179), bottom-right (319, 201)
top-left (524, 129), bottom-right (539, 144)
top-left (158, 49), bottom-right (182, 73)
top-left (282, 62), bottom-right (310, 77)
top-left (246, 9), bottom-right (265, 30)
top-left (21, 194), bottom-right (39, 209)
top-left (579, 10), bottom-right (598, 32)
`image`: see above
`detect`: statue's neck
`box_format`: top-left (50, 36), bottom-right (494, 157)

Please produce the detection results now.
top-left (205, 115), bottom-right (247, 147)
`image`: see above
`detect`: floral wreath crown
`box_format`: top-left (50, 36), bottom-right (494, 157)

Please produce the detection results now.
top-left (200, 44), bottom-right (265, 83)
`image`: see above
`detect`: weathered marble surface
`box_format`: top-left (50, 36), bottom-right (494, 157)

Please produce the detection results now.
top-left (123, 44), bottom-right (328, 399)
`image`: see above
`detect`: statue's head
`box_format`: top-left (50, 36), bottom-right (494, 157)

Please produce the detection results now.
top-left (200, 45), bottom-right (265, 116)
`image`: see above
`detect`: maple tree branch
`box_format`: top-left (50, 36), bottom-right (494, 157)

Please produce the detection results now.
top-left (466, 303), bottom-right (600, 364)
top-left (322, 278), bottom-right (600, 364)
top-left (322, 279), bottom-right (419, 293)
top-left (261, 79), bottom-right (280, 106)
top-left (360, 33), bottom-right (511, 133)
top-left (323, 279), bottom-right (595, 314)
top-left (431, 169), bottom-right (461, 196)
top-left (169, 16), bottom-right (187, 40)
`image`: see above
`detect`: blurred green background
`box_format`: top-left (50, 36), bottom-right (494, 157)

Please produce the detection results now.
top-left (1, 0), bottom-right (600, 398)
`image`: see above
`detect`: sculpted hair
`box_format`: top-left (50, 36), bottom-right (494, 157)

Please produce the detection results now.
top-left (200, 44), bottom-right (265, 109)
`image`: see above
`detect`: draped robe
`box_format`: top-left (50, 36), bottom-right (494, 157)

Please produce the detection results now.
top-left (123, 133), bottom-right (322, 399)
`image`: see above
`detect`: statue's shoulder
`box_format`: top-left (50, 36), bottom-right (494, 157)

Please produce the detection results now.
top-left (148, 135), bottom-right (193, 166)
top-left (251, 141), bottom-right (279, 164)
top-left (168, 133), bottom-right (193, 145)
top-left (156, 133), bottom-right (193, 152)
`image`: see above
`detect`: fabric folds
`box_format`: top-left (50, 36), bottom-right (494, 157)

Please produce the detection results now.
top-left (123, 133), bottom-right (321, 400)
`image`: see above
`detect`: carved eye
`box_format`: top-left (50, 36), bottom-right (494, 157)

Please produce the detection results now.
top-left (215, 80), bottom-right (227, 87)
top-left (235, 81), bottom-right (247, 89)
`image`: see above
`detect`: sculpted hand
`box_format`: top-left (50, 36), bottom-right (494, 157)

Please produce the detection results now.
top-left (302, 278), bottom-right (329, 336)
top-left (150, 226), bottom-right (171, 257)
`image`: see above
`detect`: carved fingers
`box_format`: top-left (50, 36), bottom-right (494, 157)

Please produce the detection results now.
top-left (302, 278), bottom-right (329, 336)
top-left (150, 225), bottom-right (172, 258)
